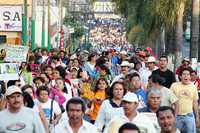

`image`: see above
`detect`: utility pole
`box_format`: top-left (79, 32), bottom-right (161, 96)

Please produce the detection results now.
top-left (41, 0), bottom-right (46, 48)
top-left (47, 0), bottom-right (51, 51)
top-left (22, 0), bottom-right (28, 46)
top-left (31, 0), bottom-right (36, 50)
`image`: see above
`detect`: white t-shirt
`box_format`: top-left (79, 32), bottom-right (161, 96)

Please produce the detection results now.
top-left (0, 107), bottom-right (45, 133)
top-left (35, 98), bottom-right (61, 121)
top-left (160, 87), bottom-right (178, 106)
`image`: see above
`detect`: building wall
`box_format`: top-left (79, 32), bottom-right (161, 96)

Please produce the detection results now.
top-left (35, 6), bottom-right (66, 48)
top-left (0, 0), bottom-right (66, 48)
top-left (0, 0), bottom-right (32, 45)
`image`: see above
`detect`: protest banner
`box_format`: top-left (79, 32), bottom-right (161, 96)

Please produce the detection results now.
top-left (0, 63), bottom-right (19, 81)
top-left (0, 44), bottom-right (29, 62)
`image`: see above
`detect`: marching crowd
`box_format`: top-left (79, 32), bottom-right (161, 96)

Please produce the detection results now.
top-left (89, 18), bottom-right (129, 53)
top-left (0, 46), bottom-right (199, 133)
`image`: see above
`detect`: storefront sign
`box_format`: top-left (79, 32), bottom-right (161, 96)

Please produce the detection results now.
top-left (0, 6), bottom-right (22, 31)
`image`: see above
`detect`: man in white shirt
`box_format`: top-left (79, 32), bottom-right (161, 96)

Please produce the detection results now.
top-left (107, 92), bottom-right (156, 133)
top-left (0, 85), bottom-right (45, 133)
top-left (139, 56), bottom-right (158, 88)
top-left (156, 106), bottom-right (181, 133)
top-left (54, 97), bottom-right (98, 133)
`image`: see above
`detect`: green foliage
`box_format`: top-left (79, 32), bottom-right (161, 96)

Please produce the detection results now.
top-left (112, 0), bottom-right (189, 45)
top-left (63, 15), bottom-right (85, 38)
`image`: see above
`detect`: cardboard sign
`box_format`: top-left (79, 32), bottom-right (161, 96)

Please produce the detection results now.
top-left (0, 63), bottom-right (19, 81)
top-left (0, 44), bottom-right (29, 62)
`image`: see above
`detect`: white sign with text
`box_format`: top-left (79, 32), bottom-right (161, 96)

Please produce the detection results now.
top-left (0, 6), bottom-right (22, 31)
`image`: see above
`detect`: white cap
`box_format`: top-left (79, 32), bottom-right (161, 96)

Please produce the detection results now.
top-left (183, 57), bottom-right (190, 62)
top-left (147, 56), bottom-right (156, 63)
top-left (120, 51), bottom-right (127, 55)
top-left (6, 85), bottom-right (22, 96)
top-left (70, 54), bottom-right (77, 60)
top-left (121, 61), bottom-right (131, 67)
top-left (123, 92), bottom-right (138, 103)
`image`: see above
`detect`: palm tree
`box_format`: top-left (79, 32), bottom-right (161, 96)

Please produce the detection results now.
top-left (190, 0), bottom-right (199, 60)
top-left (174, 1), bottom-right (185, 69)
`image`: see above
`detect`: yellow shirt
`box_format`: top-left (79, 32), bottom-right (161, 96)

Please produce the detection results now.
top-left (80, 82), bottom-right (94, 100)
top-left (90, 90), bottom-right (106, 120)
top-left (170, 82), bottom-right (198, 115)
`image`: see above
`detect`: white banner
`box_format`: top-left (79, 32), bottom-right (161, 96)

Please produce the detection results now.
top-left (0, 63), bottom-right (19, 81)
top-left (0, 44), bottom-right (29, 62)
top-left (0, 6), bottom-right (22, 31)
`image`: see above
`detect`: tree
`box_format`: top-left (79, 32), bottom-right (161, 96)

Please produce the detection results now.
top-left (113, 0), bottom-right (189, 68)
top-left (63, 15), bottom-right (84, 38)
top-left (174, 1), bottom-right (185, 70)
top-left (190, 0), bottom-right (199, 60)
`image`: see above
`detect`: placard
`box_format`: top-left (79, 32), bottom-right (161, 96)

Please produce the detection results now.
top-left (0, 63), bottom-right (19, 81)
top-left (0, 44), bottom-right (29, 62)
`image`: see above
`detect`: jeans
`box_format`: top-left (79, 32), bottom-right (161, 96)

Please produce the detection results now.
top-left (176, 112), bottom-right (196, 133)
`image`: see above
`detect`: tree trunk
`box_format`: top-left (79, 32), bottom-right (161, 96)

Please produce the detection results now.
top-left (160, 28), bottom-right (166, 56)
top-left (155, 28), bottom-right (165, 58)
top-left (174, 2), bottom-right (184, 70)
top-left (190, 0), bottom-right (199, 60)
top-left (166, 27), bottom-right (175, 55)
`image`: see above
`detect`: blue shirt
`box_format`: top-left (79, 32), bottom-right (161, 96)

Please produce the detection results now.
top-left (134, 89), bottom-right (147, 107)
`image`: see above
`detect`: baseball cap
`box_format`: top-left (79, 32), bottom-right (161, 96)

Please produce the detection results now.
top-left (6, 85), bottom-right (22, 96)
top-left (147, 56), bottom-right (156, 63)
top-left (182, 57), bottom-right (190, 63)
top-left (120, 51), bottom-right (127, 55)
top-left (70, 54), bottom-right (78, 60)
top-left (123, 92), bottom-right (138, 103)
top-left (145, 47), bottom-right (152, 52)
top-left (120, 61), bottom-right (131, 67)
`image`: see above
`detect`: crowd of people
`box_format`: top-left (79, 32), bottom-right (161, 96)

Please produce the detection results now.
top-left (0, 46), bottom-right (199, 133)
top-left (89, 18), bottom-right (130, 53)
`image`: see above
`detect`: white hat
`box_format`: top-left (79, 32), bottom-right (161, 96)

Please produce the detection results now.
top-left (120, 51), bottom-right (127, 55)
top-left (182, 57), bottom-right (190, 62)
top-left (6, 85), bottom-right (22, 96)
top-left (121, 61), bottom-right (131, 67)
top-left (70, 54), bottom-right (77, 60)
top-left (147, 56), bottom-right (156, 63)
top-left (123, 92), bottom-right (138, 103)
